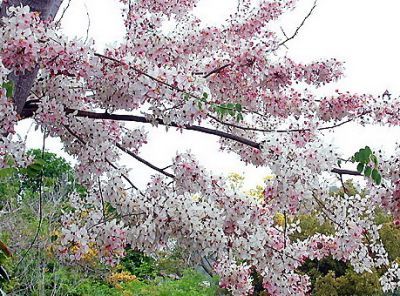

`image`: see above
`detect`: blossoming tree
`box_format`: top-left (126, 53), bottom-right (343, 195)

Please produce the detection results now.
top-left (1, 0), bottom-right (400, 295)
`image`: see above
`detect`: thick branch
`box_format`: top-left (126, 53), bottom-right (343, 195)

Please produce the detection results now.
top-left (331, 168), bottom-right (361, 176)
top-left (22, 104), bottom-right (362, 177)
top-left (21, 105), bottom-right (262, 150)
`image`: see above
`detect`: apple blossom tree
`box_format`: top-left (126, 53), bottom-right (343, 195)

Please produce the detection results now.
top-left (1, 0), bottom-right (400, 295)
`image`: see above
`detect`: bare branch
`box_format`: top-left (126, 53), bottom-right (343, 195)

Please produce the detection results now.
top-left (275, 0), bottom-right (317, 50)
top-left (203, 63), bottom-right (234, 78)
top-left (54, 0), bottom-right (72, 27)
top-left (83, 3), bottom-right (91, 43)
top-left (14, 127), bottom-right (47, 269)
top-left (98, 178), bottom-right (106, 220)
top-left (331, 168), bottom-right (361, 176)
top-left (115, 143), bottom-right (175, 179)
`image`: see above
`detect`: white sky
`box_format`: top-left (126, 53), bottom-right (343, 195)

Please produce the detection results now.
top-left (14, 0), bottom-right (400, 188)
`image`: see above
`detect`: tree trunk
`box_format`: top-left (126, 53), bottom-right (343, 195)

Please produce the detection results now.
top-left (0, 0), bottom-right (63, 114)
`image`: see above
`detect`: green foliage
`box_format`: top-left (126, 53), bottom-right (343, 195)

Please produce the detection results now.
top-left (211, 102), bottom-right (244, 122)
top-left (3, 261), bottom-right (217, 296)
top-left (352, 146), bottom-right (382, 185)
top-left (290, 213), bottom-right (335, 241)
top-left (379, 222), bottom-right (400, 261)
top-left (1, 80), bottom-right (14, 98)
top-left (314, 270), bottom-right (381, 296)
top-left (15, 262), bottom-right (118, 296)
top-left (24, 149), bottom-right (77, 192)
top-left (154, 250), bottom-right (187, 277)
top-left (122, 269), bottom-right (218, 296)
top-left (0, 241), bottom-right (12, 293)
top-left (194, 92), bottom-right (244, 122)
top-left (121, 250), bottom-right (157, 280)
top-left (298, 257), bottom-right (348, 289)
top-left (0, 149), bottom-right (83, 210)
top-left (121, 248), bottom-right (188, 281)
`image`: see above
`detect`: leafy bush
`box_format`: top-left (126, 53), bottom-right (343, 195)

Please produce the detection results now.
top-left (314, 270), bottom-right (381, 296)
top-left (122, 269), bottom-right (218, 296)
top-left (121, 250), bottom-right (157, 280)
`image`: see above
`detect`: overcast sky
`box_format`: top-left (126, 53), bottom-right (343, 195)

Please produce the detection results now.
top-left (14, 0), bottom-right (400, 188)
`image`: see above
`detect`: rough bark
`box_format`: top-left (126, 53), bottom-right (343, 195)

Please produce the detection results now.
top-left (0, 0), bottom-right (63, 114)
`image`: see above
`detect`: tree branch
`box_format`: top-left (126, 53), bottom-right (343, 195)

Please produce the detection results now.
top-left (94, 53), bottom-right (201, 100)
top-left (62, 124), bottom-right (144, 195)
top-left (115, 143), bottom-right (175, 179)
top-left (331, 168), bottom-right (361, 176)
top-left (275, 0), bottom-right (317, 50)
top-left (208, 112), bottom-right (369, 134)
top-left (22, 104), bottom-right (362, 177)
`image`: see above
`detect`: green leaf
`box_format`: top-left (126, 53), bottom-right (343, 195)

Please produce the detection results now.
top-left (356, 163), bottom-right (364, 173)
top-left (375, 173), bottom-right (382, 185)
top-left (364, 166), bottom-right (372, 177)
top-left (372, 169), bottom-right (381, 185)
top-left (364, 146), bottom-right (372, 155)
top-left (1, 81), bottom-right (14, 98)
top-left (0, 167), bottom-right (17, 178)
top-left (371, 155), bottom-right (378, 167)
top-left (358, 148), bottom-right (371, 163)
top-left (183, 93), bottom-right (190, 101)
top-left (34, 158), bottom-right (46, 166)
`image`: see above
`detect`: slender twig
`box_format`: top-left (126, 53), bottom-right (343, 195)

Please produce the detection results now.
top-left (161, 165), bottom-right (172, 171)
top-left (83, 4), bottom-right (91, 43)
top-left (14, 128), bottom-right (47, 270)
top-left (87, 212), bottom-right (145, 231)
top-left (98, 178), bottom-right (106, 220)
top-left (62, 124), bottom-right (145, 196)
top-left (283, 211), bottom-right (287, 249)
top-left (313, 193), bottom-right (344, 228)
top-left (203, 63), bottom-right (234, 78)
top-left (339, 174), bottom-right (349, 195)
top-left (208, 111), bottom-right (369, 133)
top-left (55, 0), bottom-right (72, 27)
top-left (115, 143), bottom-right (175, 179)
top-left (94, 53), bottom-right (201, 100)
top-left (275, 0), bottom-right (318, 50)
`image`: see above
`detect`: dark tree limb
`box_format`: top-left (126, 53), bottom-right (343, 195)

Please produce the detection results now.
top-left (21, 105), bottom-right (261, 150)
top-left (22, 104), bottom-right (363, 177)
